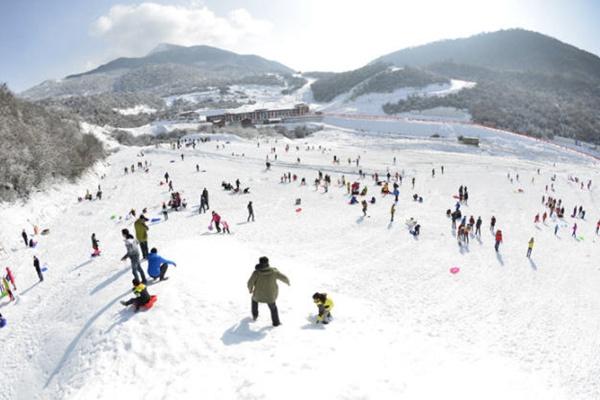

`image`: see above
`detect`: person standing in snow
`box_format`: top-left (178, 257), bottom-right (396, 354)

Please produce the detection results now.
top-left (411, 177), bottom-right (415, 189)
top-left (199, 188), bottom-right (209, 214)
top-left (134, 215), bottom-right (149, 259)
top-left (164, 172), bottom-right (169, 183)
top-left (210, 211), bottom-right (222, 233)
top-left (2, 276), bottom-right (14, 301)
top-left (5, 267), bottom-right (16, 291)
top-left (475, 216), bottom-right (482, 237)
top-left (247, 201), bottom-right (255, 222)
top-left (572, 223), bottom-right (578, 238)
top-left (120, 278), bottom-right (152, 312)
top-left (526, 237), bottom-right (534, 258)
top-left (33, 256), bottom-right (43, 282)
top-left (313, 292), bottom-right (334, 324)
top-left (121, 228), bottom-right (147, 284)
top-left (490, 216), bottom-right (496, 232)
top-left (494, 230), bottom-right (503, 252)
top-left (162, 202), bottom-right (168, 221)
top-left (91, 233), bottom-right (100, 256)
top-left (361, 200), bottom-right (368, 216)
top-left (554, 224), bottom-right (559, 235)
top-left (21, 229), bottom-right (28, 247)
top-left (247, 256), bottom-right (290, 327)
top-left (390, 203), bottom-right (396, 222)
top-left (147, 248), bottom-right (176, 281)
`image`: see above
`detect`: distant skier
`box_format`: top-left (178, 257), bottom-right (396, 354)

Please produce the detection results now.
top-left (526, 237), bottom-right (534, 258)
top-left (91, 233), bottom-right (100, 257)
top-left (162, 202), bottom-right (168, 221)
top-left (247, 256), bottom-right (290, 327)
top-left (475, 216), bottom-right (482, 237)
top-left (147, 248), bottom-right (176, 281)
top-left (21, 229), bottom-right (28, 247)
top-left (121, 228), bottom-right (147, 284)
top-left (33, 256), bottom-right (43, 282)
top-left (120, 278), bottom-right (152, 312)
top-left (313, 292), bottom-right (334, 324)
top-left (494, 230), bottom-right (503, 252)
top-left (5, 267), bottom-right (16, 291)
top-left (247, 201), bottom-right (255, 222)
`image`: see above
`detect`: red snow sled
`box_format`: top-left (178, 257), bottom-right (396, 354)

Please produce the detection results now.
top-left (143, 295), bottom-right (158, 310)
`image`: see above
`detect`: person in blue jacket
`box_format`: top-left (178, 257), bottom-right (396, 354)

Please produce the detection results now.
top-left (147, 248), bottom-right (176, 281)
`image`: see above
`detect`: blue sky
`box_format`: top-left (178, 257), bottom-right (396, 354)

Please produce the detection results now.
top-left (1, 0), bottom-right (600, 92)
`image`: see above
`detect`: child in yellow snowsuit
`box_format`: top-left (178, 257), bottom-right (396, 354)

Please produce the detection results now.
top-left (313, 292), bottom-right (334, 324)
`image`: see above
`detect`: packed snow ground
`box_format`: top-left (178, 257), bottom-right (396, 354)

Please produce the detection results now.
top-left (1, 123), bottom-right (600, 400)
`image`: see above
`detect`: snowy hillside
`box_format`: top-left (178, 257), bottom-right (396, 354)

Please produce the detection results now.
top-left (316, 79), bottom-right (475, 116)
top-left (1, 122), bottom-right (600, 400)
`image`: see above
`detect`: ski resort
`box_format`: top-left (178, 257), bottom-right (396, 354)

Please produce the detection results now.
top-left (2, 2), bottom-right (600, 400)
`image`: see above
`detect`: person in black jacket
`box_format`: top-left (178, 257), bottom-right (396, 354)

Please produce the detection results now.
top-left (120, 279), bottom-right (151, 312)
top-left (21, 229), bottom-right (28, 247)
top-left (247, 201), bottom-right (255, 222)
top-left (33, 256), bottom-right (43, 282)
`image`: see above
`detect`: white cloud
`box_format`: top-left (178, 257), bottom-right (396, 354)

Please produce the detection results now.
top-left (91, 2), bottom-right (272, 59)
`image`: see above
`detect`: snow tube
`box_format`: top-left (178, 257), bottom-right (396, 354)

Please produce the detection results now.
top-left (143, 295), bottom-right (158, 310)
top-left (295, 208), bottom-right (302, 213)
top-left (0, 318), bottom-right (6, 328)
top-left (150, 217), bottom-right (161, 223)
top-left (450, 267), bottom-right (460, 274)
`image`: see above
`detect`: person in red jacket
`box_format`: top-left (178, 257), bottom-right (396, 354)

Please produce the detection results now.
top-left (494, 230), bottom-right (503, 252)
top-left (210, 211), bottom-right (222, 233)
top-left (5, 267), bottom-right (16, 291)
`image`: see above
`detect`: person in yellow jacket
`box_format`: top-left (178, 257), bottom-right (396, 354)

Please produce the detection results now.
top-left (526, 237), bottom-right (534, 258)
top-left (134, 215), bottom-right (149, 259)
top-left (313, 292), bottom-right (334, 324)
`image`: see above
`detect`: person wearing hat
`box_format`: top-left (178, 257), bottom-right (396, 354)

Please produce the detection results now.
top-left (134, 214), bottom-right (150, 259)
top-left (120, 278), bottom-right (152, 312)
top-left (247, 256), bottom-right (290, 327)
top-left (121, 228), bottom-right (147, 284)
top-left (312, 293), bottom-right (334, 324)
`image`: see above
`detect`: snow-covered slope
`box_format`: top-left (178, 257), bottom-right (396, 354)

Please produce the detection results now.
top-left (1, 122), bottom-right (599, 400)
top-left (316, 79), bottom-right (475, 117)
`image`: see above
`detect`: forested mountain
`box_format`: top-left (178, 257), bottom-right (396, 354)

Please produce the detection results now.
top-left (21, 44), bottom-right (296, 100)
top-left (372, 29), bottom-right (600, 143)
top-left (0, 84), bottom-right (104, 200)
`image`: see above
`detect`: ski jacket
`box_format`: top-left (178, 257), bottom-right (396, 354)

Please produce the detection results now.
top-left (528, 239), bottom-right (534, 249)
top-left (5, 268), bottom-right (14, 284)
top-left (124, 238), bottom-right (140, 261)
top-left (247, 263), bottom-right (289, 304)
top-left (495, 231), bottom-right (503, 242)
top-left (134, 218), bottom-right (149, 241)
top-left (147, 253), bottom-right (176, 278)
top-left (314, 296), bottom-right (334, 321)
top-left (211, 213), bottom-right (221, 224)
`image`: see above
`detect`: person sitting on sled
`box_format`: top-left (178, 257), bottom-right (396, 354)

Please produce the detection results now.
top-left (120, 278), bottom-right (151, 311)
top-left (313, 292), bottom-right (334, 324)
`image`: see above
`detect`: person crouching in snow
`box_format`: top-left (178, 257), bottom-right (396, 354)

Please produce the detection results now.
top-left (120, 279), bottom-right (151, 311)
top-left (313, 292), bottom-right (334, 324)
top-left (147, 248), bottom-right (176, 281)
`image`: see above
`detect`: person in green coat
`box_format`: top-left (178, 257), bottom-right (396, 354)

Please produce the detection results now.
top-left (134, 215), bottom-right (149, 259)
top-left (247, 256), bottom-right (290, 326)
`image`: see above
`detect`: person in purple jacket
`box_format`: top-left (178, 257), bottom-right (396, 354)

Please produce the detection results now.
top-left (147, 248), bottom-right (177, 281)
